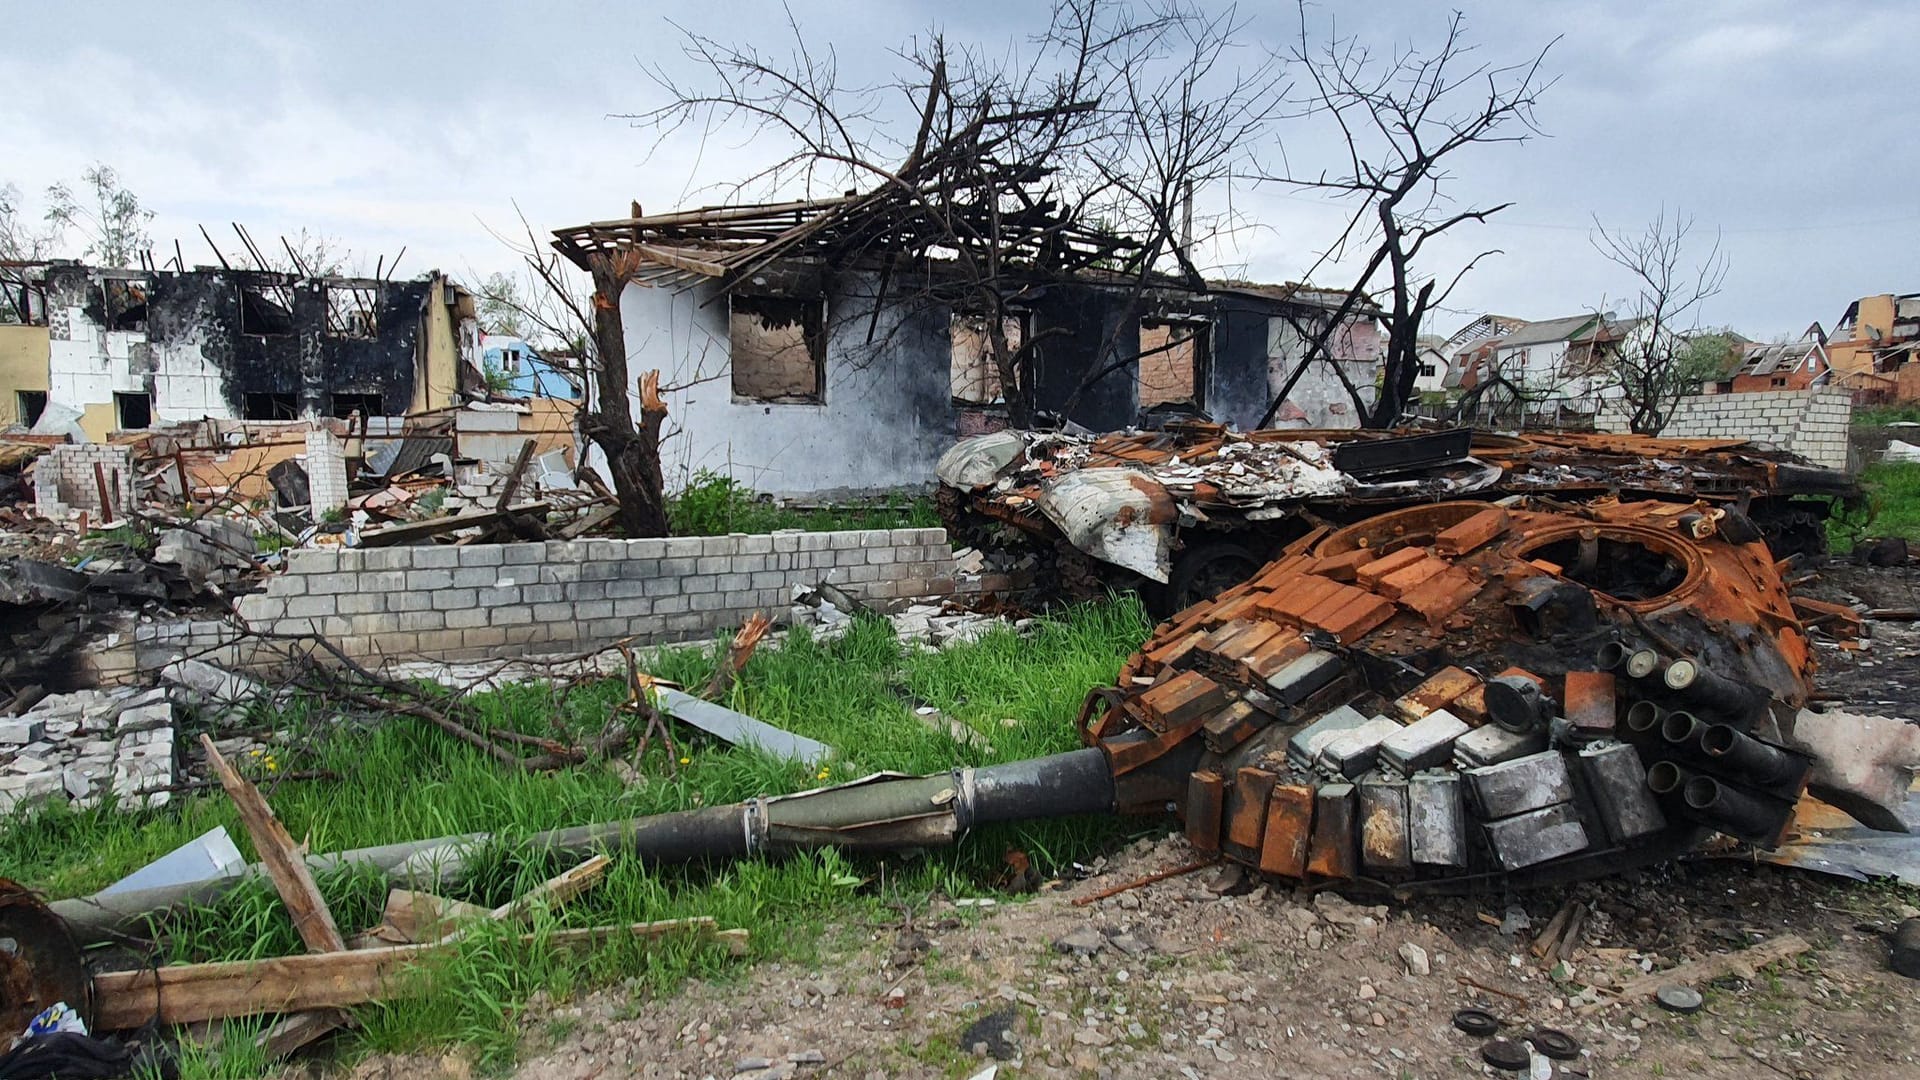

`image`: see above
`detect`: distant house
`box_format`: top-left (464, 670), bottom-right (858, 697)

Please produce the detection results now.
top-left (480, 334), bottom-right (580, 400)
top-left (1724, 336), bottom-right (1829, 394)
top-left (1411, 335), bottom-right (1449, 394)
top-left (1825, 292), bottom-right (1920, 402)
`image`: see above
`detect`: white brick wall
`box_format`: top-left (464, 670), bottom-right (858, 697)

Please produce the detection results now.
top-left (140, 527), bottom-right (957, 669)
top-left (32, 444), bottom-right (136, 519)
top-left (1599, 388), bottom-right (1852, 470)
top-left (305, 430), bottom-right (349, 518)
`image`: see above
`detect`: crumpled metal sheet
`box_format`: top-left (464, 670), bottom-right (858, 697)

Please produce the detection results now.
top-left (1763, 780), bottom-right (1920, 885)
top-left (1036, 469), bottom-right (1177, 581)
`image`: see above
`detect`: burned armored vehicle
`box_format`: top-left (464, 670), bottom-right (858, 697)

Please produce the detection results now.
top-left (935, 424), bottom-right (1859, 613)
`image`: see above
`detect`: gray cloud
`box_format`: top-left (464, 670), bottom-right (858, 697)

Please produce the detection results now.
top-left (4, 0), bottom-right (1913, 339)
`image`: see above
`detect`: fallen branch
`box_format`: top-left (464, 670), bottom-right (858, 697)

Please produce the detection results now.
top-left (704, 611), bottom-right (772, 699)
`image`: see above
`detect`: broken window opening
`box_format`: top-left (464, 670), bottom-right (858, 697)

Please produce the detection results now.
top-left (330, 392), bottom-right (384, 419)
top-left (240, 282), bottom-right (296, 336)
top-left (1138, 319), bottom-right (1208, 409)
top-left (324, 284), bottom-right (381, 339)
top-left (114, 391), bottom-right (151, 430)
top-left (243, 392), bottom-right (300, 421)
top-left (0, 275), bottom-right (46, 325)
top-left (1519, 533), bottom-right (1690, 603)
top-left (15, 390), bottom-right (47, 427)
top-left (730, 293), bottom-right (825, 404)
top-left (949, 311), bottom-right (1027, 405)
top-left (102, 278), bottom-right (149, 332)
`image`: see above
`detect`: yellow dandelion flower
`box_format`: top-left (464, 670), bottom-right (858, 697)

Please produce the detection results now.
top-left (678, 756), bottom-right (691, 766)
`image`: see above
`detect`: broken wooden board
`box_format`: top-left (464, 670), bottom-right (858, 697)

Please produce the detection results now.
top-left (355, 502), bottom-right (551, 548)
top-left (439, 854), bottom-right (610, 944)
top-left (1577, 934), bottom-right (1810, 1013)
top-left (363, 889), bottom-right (493, 946)
top-left (93, 917), bottom-right (747, 1029)
top-left (198, 735), bottom-right (345, 953)
top-left (655, 688), bottom-right (832, 766)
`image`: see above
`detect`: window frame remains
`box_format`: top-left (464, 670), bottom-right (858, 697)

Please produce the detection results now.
top-left (242, 392), bottom-right (301, 421)
top-left (113, 390), bottom-right (151, 430)
top-left (949, 310), bottom-right (1029, 406)
top-left (102, 276), bottom-right (150, 333)
top-left (728, 292), bottom-right (826, 405)
top-left (324, 283), bottom-right (381, 340)
top-left (1137, 316), bottom-right (1210, 411)
top-left (240, 281), bottom-right (297, 337)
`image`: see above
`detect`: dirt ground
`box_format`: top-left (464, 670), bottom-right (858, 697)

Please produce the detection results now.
top-left (339, 561), bottom-right (1920, 1080)
top-left (341, 835), bottom-right (1920, 1080)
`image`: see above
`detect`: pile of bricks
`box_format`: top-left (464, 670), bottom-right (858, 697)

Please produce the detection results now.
top-left (1, 688), bottom-right (178, 814)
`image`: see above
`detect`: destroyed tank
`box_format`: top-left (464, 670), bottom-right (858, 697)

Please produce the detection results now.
top-left (935, 424), bottom-right (1860, 614)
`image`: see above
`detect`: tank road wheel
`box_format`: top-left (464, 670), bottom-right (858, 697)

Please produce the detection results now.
top-left (1162, 540), bottom-right (1263, 616)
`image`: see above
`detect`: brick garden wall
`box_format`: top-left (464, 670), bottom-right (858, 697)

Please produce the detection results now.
top-left (1600, 388), bottom-right (1852, 469)
top-left (125, 528), bottom-right (957, 672)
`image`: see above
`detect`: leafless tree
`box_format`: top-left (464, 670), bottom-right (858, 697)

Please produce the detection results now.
top-left (626, 1), bottom-right (1288, 428)
top-left (1257, 5), bottom-right (1556, 429)
top-left (1590, 210), bottom-right (1728, 435)
top-left (485, 212), bottom-right (673, 537)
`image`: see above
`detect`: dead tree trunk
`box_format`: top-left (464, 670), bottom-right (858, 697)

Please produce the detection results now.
top-left (585, 254), bottom-right (670, 538)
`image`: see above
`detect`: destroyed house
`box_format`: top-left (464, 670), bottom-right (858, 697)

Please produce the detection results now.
top-left (0, 262), bottom-right (475, 441)
top-left (554, 200), bottom-right (1382, 499)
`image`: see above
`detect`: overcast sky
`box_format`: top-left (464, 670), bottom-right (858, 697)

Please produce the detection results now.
top-left (5, 0), bottom-right (1914, 341)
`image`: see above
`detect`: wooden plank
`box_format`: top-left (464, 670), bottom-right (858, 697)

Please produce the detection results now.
top-left (1579, 934), bottom-right (1809, 1013)
top-left (493, 439), bottom-right (538, 511)
top-left (199, 735), bottom-right (343, 954)
top-left (356, 502), bottom-right (550, 547)
top-left (438, 854), bottom-right (610, 944)
top-left (94, 918), bottom-right (741, 1029)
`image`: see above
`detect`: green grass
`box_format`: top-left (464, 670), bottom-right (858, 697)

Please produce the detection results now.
top-left (668, 470), bottom-right (938, 536)
top-left (1853, 404), bottom-right (1920, 427)
top-left (1828, 461), bottom-right (1920, 552)
top-left (2, 598), bottom-right (1153, 1073)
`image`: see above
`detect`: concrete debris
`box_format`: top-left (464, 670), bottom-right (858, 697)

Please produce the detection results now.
top-left (0, 685), bottom-right (180, 813)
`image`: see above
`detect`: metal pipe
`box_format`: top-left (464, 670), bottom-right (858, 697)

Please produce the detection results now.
top-left (1700, 724), bottom-right (1803, 787)
top-left (1681, 776), bottom-right (1789, 844)
top-left (52, 749), bottom-right (1116, 945)
top-left (1624, 700), bottom-right (1665, 736)
top-left (1646, 760), bottom-right (1691, 796)
top-left (1659, 710), bottom-right (1707, 752)
top-left (1662, 657), bottom-right (1766, 722)
top-left (1594, 642), bottom-right (1632, 672)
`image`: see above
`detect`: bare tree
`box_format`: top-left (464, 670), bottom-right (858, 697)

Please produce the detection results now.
top-left (625, 1), bottom-right (1288, 428)
top-left (1258, 6), bottom-right (1555, 429)
top-left (486, 212), bottom-right (672, 537)
top-left (1590, 209), bottom-right (1728, 434)
top-left (45, 163), bottom-right (153, 268)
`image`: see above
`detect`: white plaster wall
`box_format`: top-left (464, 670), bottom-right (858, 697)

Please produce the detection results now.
top-left (1264, 316), bottom-right (1372, 428)
top-left (151, 326), bottom-right (234, 424)
top-left (618, 274), bottom-right (958, 497)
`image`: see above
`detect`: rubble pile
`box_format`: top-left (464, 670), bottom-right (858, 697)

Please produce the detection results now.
top-left (0, 659), bottom-right (271, 814)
